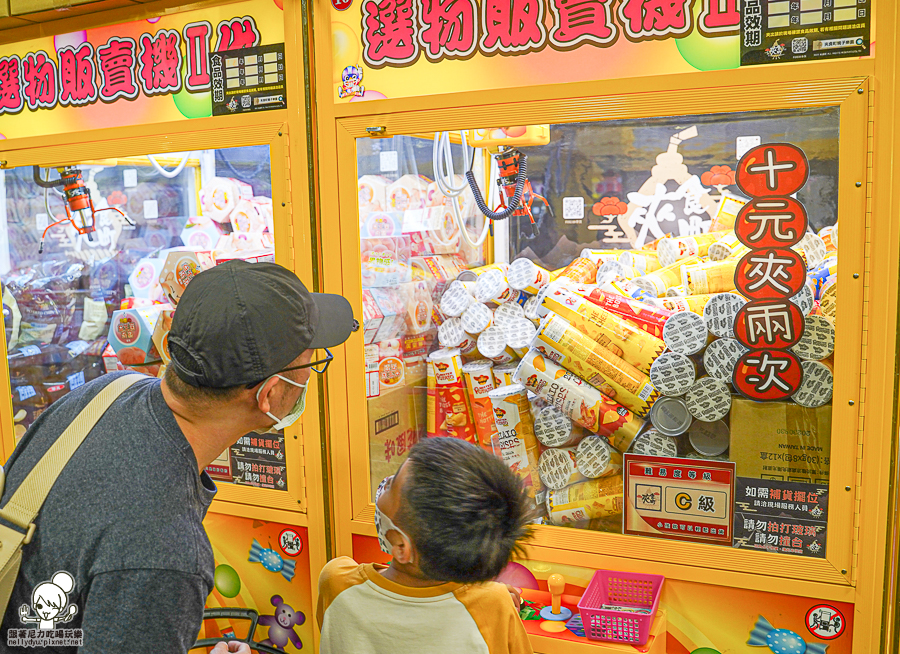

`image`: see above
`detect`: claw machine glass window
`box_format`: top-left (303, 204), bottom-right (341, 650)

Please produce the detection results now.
top-left (0, 145), bottom-right (288, 492)
top-left (355, 107), bottom-right (844, 560)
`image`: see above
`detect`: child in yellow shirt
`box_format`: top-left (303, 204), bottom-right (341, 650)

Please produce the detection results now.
top-left (317, 437), bottom-right (535, 654)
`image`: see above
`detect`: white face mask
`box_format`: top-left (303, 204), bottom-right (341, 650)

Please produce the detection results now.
top-left (256, 375), bottom-right (308, 434)
top-left (374, 475), bottom-right (411, 555)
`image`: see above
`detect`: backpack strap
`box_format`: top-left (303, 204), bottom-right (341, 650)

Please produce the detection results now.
top-left (0, 373), bottom-right (143, 537)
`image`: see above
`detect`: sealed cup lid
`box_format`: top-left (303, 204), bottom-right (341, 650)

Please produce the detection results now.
top-left (795, 232), bottom-right (827, 268)
top-left (461, 359), bottom-right (494, 375)
top-left (575, 436), bottom-right (614, 478)
top-left (657, 238), bottom-right (680, 268)
top-left (534, 406), bottom-right (574, 447)
top-left (494, 302), bottom-right (526, 327)
top-left (523, 295), bottom-right (542, 321)
top-left (649, 352), bottom-right (696, 396)
top-left (666, 285), bottom-right (688, 298)
top-left (649, 396), bottom-right (693, 436)
top-left (688, 419), bottom-right (730, 457)
top-left (685, 377), bottom-right (732, 422)
top-left (703, 338), bottom-right (746, 382)
top-left (792, 360), bottom-right (834, 408)
top-left (474, 269), bottom-right (508, 303)
top-left (596, 260), bottom-right (628, 285)
top-left (663, 311), bottom-right (709, 355)
top-left (792, 315), bottom-right (835, 361)
top-left (790, 283), bottom-right (815, 316)
top-left (632, 430), bottom-right (678, 457)
top-left (440, 280), bottom-right (475, 317)
top-left (703, 293), bottom-right (747, 338)
top-left (507, 258), bottom-right (541, 291)
top-left (538, 448), bottom-right (578, 490)
top-left (461, 302), bottom-right (493, 335)
top-left (505, 318), bottom-right (537, 351)
top-left (487, 382), bottom-right (526, 400)
top-left (634, 275), bottom-right (664, 297)
top-left (478, 326), bottom-right (510, 358)
top-left (438, 318), bottom-right (467, 347)
top-left (430, 347), bottom-right (461, 363)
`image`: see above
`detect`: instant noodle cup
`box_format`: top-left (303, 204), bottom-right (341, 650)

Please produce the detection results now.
top-left (538, 287), bottom-right (666, 374)
top-left (663, 311), bottom-right (710, 356)
top-left (634, 256), bottom-right (701, 297)
top-left (546, 476), bottom-right (624, 526)
top-left (514, 349), bottom-right (644, 451)
top-left (648, 396), bottom-right (693, 437)
top-left (649, 352), bottom-right (696, 397)
top-left (505, 318), bottom-right (537, 358)
top-left (440, 280), bottom-right (476, 317)
top-left (534, 314), bottom-right (658, 417)
top-left (631, 430), bottom-right (678, 457)
top-left (489, 383), bottom-right (544, 499)
top-left (619, 250), bottom-right (662, 274)
top-left (703, 293), bottom-right (747, 338)
top-left (457, 262), bottom-right (510, 282)
top-left (575, 436), bottom-right (623, 478)
top-left (533, 406), bottom-right (587, 447)
top-left (580, 249), bottom-right (621, 266)
top-left (688, 419), bottom-right (730, 457)
top-left (683, 259), bottom-right (739, 295)
top-left (461, 302), bottom-right (493, 335)
top-left (657, 231), bottom-right (729, 267)
top-left (684, 377), bottom-right (732, 423)
top-left (478, 325), bottom-right (517, 363)
top-left (508, 258), bottom-right (553, 294)
top-left (792, 315), bottom-right (835, 361)
top-left (462, 359), bottom-right (498, 452)
top-left (792, 359), bottom-right (834, 408)
top-left (492, 362), bottom-right (519, 388)
top-left (556, 257), bottom-right (598, 284)
top-left (538, 447), bottom-right (586, 490)
top-left (494, 301), bottom-right (526, 328)
top-left (431, 348), bottom-right (478, 444)
top-left (703, 338), bottom-right (746, 382)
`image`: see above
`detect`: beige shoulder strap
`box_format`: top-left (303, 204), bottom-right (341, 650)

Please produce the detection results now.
top-left (0, 373), bottom-right (143, 531)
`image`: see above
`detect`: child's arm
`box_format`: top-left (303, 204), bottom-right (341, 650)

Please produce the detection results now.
top-left (456, 582), bottom-right (536, 654)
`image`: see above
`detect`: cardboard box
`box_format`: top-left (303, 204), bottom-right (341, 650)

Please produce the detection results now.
top-left (729, 397), bottom-right (832, 484)
top-left (367, 378), bottom-right (426, 499)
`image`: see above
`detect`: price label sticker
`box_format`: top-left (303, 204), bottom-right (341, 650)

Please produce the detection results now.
top-left (67, 371), bottom-right (86, 390)
top-left (16, 386), bottom-right (36, 402)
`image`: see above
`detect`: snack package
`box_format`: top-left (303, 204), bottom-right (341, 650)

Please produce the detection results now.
top-left (181, 217), bottom-right (225, 250)
top-left (215, 249), bottom-right (276, 265)
top-left (151, 308), bottom-right (176, 365)
top-left (431, 348), bottom-right (478, 444)
top-left (202, 177), bottom-right (253, 223)
top-left (488, 383), bottom-right (545, 500)
top-left (387, 175), bottom-right (431, 212)
top-left (158, 250), bottom-right (216, 306)
top-left (230, 199), bottom-right (266, 233)
top-left (216, 232), bottom-right (270, 253)
top-left (128, 257), bottom-right (165, 299)
top-left (108, 304), bottom-right (172, 365)
top-left (462, 360), bottom-right (498, 452)
top-left (546, 476), bottom-right (624, 526)
top-left (369, 287), bottom-right (408, 343)
top-left (358, 175), bottom-right (392, 214)
top-left (360, 236), bottom-right (413, 288)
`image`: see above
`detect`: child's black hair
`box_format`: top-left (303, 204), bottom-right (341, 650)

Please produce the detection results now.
top-left (397, 437), bottom-right (534, 584)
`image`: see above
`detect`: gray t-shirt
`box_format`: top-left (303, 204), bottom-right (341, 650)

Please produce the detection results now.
top-left (0, 372), bottom-right (217, 653)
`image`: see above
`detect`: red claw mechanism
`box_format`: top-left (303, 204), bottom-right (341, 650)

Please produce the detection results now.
top-left (33, 165), bottom-right (130, 253)
top-left (466, 147), bottom-right (552, 239)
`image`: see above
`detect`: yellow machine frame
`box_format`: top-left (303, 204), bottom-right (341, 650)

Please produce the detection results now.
top-left (311, 2), bottom-right (900, 651)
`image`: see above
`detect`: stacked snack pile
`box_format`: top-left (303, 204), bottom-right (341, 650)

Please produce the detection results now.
top-left (424, 223), bottom-right (837, 532)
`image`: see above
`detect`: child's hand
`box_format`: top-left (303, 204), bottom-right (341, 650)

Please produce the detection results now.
top-left (506, 584), bottom-right (523, 609)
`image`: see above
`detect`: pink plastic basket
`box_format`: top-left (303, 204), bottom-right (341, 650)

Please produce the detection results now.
top-left (577, 570), bottom-right (664, 645)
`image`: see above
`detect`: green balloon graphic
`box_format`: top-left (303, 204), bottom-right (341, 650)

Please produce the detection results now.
top-left (214, 564), bottom-right (242, 598)
top-left (676, 5), bottom-right (740, 71)
top-left (172, 62), bottom-right (212, 119)
top-left (691, 649), bottom-right (722, 654)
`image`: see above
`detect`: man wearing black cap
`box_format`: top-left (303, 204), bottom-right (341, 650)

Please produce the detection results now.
top-left (0, 261), bottom-right (355, 654)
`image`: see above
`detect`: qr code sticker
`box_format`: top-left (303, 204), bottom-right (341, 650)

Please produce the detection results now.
top-left (562, 197), bottom-right (585, 221)
top-left (792, 38), bottom-right (809, 54)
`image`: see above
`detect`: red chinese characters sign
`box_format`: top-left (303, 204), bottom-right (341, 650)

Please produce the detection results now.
top-left (360, 0), bottom-right (739, 67)
top-left (0, 15), bottom-right (263, 116)
top-left (732, 142), bottom-right (810, 402)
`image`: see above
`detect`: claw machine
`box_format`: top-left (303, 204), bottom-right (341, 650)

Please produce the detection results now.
top-left (0, 2), bottom-right (328, 651)
top-left (314, 0), bottom-right (900, 651)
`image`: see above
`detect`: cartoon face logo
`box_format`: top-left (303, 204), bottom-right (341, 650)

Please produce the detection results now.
top-left (19, 571), bottom-right (78, 631)
top-left (526, 374), bottom-right (538, 388)
top-left (435, 362), bottom-right (450, 372)
top-left (337, 65), bottom-right (365, 99)
top-left (766, 39), bottom-right (786, 59)
top-left (579, 401), bottom-right (596, 426)
top-left (226, 97), bottom-right (239, 112)
top-left (474, 375), bottom-right (490, 384)
top-left (176, 260), bottom-right (200, 287)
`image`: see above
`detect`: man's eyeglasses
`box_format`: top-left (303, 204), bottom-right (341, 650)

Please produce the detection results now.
top-left (282, 348), bottom-right (333, 375)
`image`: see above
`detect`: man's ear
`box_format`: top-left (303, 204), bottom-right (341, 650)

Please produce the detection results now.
top-left (256, 377), bottom-right (281, 414)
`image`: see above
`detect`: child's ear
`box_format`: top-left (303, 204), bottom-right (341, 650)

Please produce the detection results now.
top-left (389, 531), bottom-right (415, 565)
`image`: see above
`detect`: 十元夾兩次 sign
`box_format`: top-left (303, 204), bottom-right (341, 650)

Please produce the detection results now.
top-left (0, 0), bottom-right (285, 141)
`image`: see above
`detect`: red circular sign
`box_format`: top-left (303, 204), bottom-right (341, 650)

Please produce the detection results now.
top-left (278, 528), bottom-right (303, 557)
top-left (736, 197), bottom-right (808, 249)
top-left (733, 349), bottom-right (804, 401)
top-left (806, 604), bottom-right (846, 640)
top-left (736, 143), bottom-right (810, 197)
top-left (734, 300), bottom-right (805, 350)
top-left (332, 0), bottom-right (352, 9)
top-left (735, 248), bottom-right (807, 300)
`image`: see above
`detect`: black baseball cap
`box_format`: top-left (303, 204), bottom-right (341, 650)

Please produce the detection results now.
top-left (167, 260), bottom-right (356, 388)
